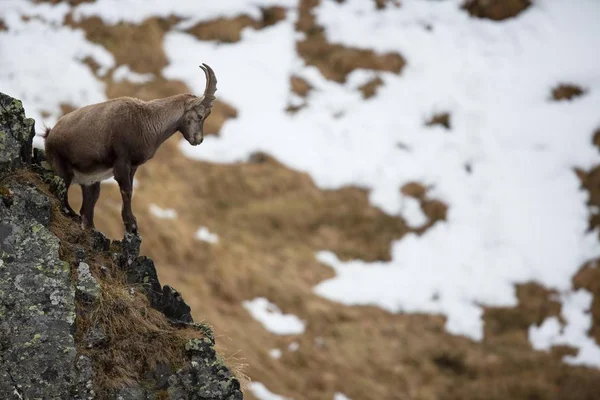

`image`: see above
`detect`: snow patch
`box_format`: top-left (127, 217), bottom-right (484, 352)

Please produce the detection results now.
top-left (529, 290), bottom-right (600, 368)
top-left (149, 204), bottom-right (177, 220)
top-left (243, 298), bottom-right (305, 335)
top-left (269, 348), bottom-right (282, 359)
top-left (248, 382), bottom-right (291, 400)
top-left (195, 226), bottom-right (219, 244)
top-left (112, 65), bottom-right (154, 84)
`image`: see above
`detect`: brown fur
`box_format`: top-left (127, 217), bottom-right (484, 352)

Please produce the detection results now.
top-left (43, 65), bottom-right (217, 234)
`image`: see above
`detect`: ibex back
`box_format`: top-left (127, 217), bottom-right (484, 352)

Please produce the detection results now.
top-left (43, 64), bottom-right (217, 234)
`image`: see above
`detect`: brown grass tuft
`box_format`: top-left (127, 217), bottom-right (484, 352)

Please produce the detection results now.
top-left (592, 128), bottom-right (600, 149)
top-left (33, 0), bottom-right (93, 5)
top-left (290, 75), bottom-right (313, 98)
top-left (401, 182), bottom-right (427, 200)
top-left (483, 282), bottom-right (562, 344)
top-left (573, 260), bottom-right (600, 345)
top-left (296, 0), bottom-right (405, 83)
top-left (426, 112), bottom-right (451, 130)
top-left (185, 6), bottom-right (287, 43)
top-left (462, 0), bottom-right (532, 21)
top-left (80, 281), bottom-right (199, 390)
top-left (358, 76), bottom-right (384, 99)
top-left (551, 83), bottom-right (586, 101)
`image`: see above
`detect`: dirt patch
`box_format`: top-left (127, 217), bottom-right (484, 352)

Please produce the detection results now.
top-left (401, 181), bottom-right (428, 200)
top-left (551, 83), bottom-right (586, 101)
top-left (573, 130), bottom-right (600, 346)
top-left (290, 76), bottom-right (312, 98)
top-left (33, 0), bottom-right (93, 4)
top-left (296, 0), bottom-right (405, 83)
top-left (374, 0), bottom-right (401, 10)
top-left (483, 282), bottom-right (562, 344)
top-left (286, 75), bottom-right (313, 113)
top-left (426, 112), bottom-right (451, 130)
top-left (462, 0), bottom-right (532, 21)
top-left (358, 76), bottom-right (384, 99)
top-left (66, 15), bottom-right (180, 74)
top-left (573, 260), bottom-right (600, 345)
top-left (185, 6), bottom-right (286, 43)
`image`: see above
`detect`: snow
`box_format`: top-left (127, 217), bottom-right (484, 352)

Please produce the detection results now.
top-left (112, 65), bottom-right (154, 84)
top-left (149, 204), bottom-right (177, 220)
top-left (1, 0), bottom-right (600, 367)
top-left (400, 197), bottom-right (428, 228)
top-left (242, 298), bottom-right (306, 335)
top-left (334, 393), bottom-right (351, 400)
top-left (248, 382), bottom-right (291, 400)
top-left (529, 290), bottom-right (600, 368)
top-left (269, 348), bottom-right (282, 359)
top-left (194, 226), bottom-right (219, 244)
top-left (72, 0), bottom-right (290, 25)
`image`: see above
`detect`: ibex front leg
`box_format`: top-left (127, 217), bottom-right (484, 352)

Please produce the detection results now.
top-left (80, 182), bottom-right (101, 230)
top-left (114, 160), bottom-right (138, 234)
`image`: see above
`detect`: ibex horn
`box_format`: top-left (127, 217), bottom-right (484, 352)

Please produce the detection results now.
top-left (199, 63), bottom-right (217, 108)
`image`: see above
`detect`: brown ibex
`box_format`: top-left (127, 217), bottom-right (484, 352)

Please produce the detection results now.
top-left (43, 64), bottom-right (217, 234)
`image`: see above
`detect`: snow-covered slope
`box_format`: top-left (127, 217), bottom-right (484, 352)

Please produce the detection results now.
top-left (1, 0), bottom-right (600, 367)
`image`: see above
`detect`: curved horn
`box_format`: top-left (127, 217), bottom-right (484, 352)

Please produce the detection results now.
top-left (199, 63), bottom-right (217, 108)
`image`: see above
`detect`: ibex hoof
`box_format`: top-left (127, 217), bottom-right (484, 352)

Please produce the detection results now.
top-left (125, 222), bottom-right (138, 234)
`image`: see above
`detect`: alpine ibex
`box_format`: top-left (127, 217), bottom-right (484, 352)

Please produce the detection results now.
top-left (43, 64), bottom-right (217, 234)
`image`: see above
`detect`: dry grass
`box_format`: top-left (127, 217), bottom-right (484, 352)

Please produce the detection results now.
top-left (426, 112), bottom-right (451, 130)
top-left (573, 130), bottom-right (600, 346)
top-left (33, 0), bottom-right (93, 4)
top-left (185, 6), bottom-right (286, 43)
top-left (290, 75), bottom-right (312, 98)
top-left (462, 0), bottom-right (532, 21)
top-left (551, 84), bottom-right (587, 101)
top-left (296, 0), bottom-right (405, 83)
top-left (358, 76), bottom-right (384, 99)
top-left (66, 15), bottom-right (180, 74)
top-left (483, 282), bottom-right (563, 344)
top-left (80, 282), bottom-right (199, 390)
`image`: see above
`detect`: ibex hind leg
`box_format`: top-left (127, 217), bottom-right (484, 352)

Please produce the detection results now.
top-left (114, 160), bottom-right (138, 234)
top-left (52, 156), bottom-right (79, 219)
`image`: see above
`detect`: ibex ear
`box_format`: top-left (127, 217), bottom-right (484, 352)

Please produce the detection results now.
top-left (185, 96), bottom-right (205, 112)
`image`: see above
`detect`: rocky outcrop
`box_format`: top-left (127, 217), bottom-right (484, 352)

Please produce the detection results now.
top-left (0, 92), bottom-right (243, 399)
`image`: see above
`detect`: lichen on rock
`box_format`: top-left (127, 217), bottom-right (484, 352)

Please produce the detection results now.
top-left (0, 91), bottom-right (244, 399)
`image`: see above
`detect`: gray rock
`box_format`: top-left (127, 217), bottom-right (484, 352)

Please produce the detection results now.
top-left (76, 262), bottom-right (101, 304)
top-left (0, 181), bottom-right (77, 399)
top-left (0, 93), bottom-right (35, 171)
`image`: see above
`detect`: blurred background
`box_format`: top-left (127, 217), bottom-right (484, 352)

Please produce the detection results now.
top-left (2, 0), bottom-right (600, 399)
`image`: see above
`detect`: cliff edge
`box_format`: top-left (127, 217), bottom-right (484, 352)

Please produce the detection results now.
top-left (0, 92), bottom-right (244, 400)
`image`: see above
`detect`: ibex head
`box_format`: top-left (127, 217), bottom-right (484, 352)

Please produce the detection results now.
top-left (180, 63), bottom-right (218, 146)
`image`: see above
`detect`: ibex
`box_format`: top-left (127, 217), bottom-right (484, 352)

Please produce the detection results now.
top-left (43, 64), bottom-right (217, 234)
